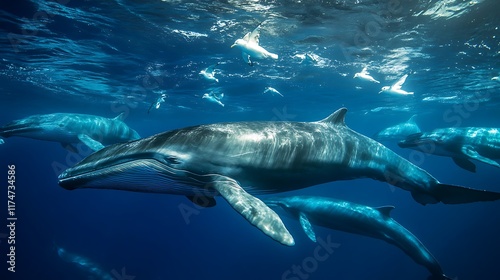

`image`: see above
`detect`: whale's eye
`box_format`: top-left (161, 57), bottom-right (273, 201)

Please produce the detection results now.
top-left (165, 156), bottom-right (181, 165)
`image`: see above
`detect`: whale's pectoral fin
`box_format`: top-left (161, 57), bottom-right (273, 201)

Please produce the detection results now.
top-left (452, 157), bottom-right (476, 173)
top-left (411, 191), bottom-right (439, 205)
top-left (77, 134), bottom-right (104, 151)
top-left (211, 179), bottom-right (294, 246)
top-left (186, 195), bottom-right (216, 208)
top-left (299, 212), bottom-right (316, 242)
top-left (462, 145), bottom-right (500, 169)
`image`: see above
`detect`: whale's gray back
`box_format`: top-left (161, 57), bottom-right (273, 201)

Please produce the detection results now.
top-left (130, 119), bottom-right (409, 194)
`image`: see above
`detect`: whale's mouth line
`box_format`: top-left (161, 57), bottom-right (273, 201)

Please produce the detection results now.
top-left (399, 138), bottom-right (435, 148)
top-left (398, 132), bottom-right (438, 149)
top-left (59, 151), bottom-right (176, 179)
top-left (58, 156), bottom-right (171, 189)
top-left (58, 155), bottom-right (222, 194)
top-left (0, 123), bottom-right (43, 136)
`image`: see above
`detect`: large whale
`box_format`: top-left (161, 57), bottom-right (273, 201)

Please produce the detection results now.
top-left (0, 113), bottom-right (140, 151)
top-left (264, 196), bottom-right (452, 280)
top-left (58, 108), bottom-right (500, 246)
top-left (398, 127), bottom-right (500, 172)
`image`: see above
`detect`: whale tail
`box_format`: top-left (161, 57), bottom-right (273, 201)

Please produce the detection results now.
top-left (414, 183), bottom-right (500, 205)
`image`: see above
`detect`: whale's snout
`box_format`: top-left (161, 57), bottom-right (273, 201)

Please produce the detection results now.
top-left (58, 170), bottom-right (78, 190)
top-left (0, 120), bottom-right (43, 137)
top-left (58, 179), bottom-right (78, 190)
top-left (58, 165), bottom-right (98, 190)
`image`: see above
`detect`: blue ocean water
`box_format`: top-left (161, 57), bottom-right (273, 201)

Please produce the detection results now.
top-left (1, 0), bottom-right (500, 279)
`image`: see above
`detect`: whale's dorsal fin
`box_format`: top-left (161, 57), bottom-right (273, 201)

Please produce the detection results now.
top-left (407, 114), bottom-right (418, 123)
top-left (113, 112), bottom-right (125, 121)
top-left (375, 206), bottom-right (395, 217)
top-left (319, 107), bottom-right (347, 125)
top-left (299, 212), bottom-right (317, 242)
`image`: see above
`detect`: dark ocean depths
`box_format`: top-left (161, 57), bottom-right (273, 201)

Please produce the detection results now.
top-left (1, 0), bottom-right (500, 279)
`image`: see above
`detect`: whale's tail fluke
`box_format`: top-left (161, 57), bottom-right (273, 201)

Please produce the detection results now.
top-left (414, 183), bottom-right (500, 205)
top-left (436, 183), bottom-right (500, 204)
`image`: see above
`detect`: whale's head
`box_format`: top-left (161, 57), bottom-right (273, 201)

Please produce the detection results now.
top-left (0, 114), bottom-right (67, 139)
top-left (262, 197), bottom-right (303, 217)
top-left (262, 198), bottom-right (287, 209)
top-left (374, 123), bottom-right (420, 142)
top-left (398, 132), bottom-right (441, 150)
top-left (373, 126), bottom-right (401, 141)
top-left (58, 132), bottom-right (206, 195)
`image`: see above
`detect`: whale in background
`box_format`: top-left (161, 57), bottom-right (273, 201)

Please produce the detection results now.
top-left (264, 196), bottom-right (452, 280)
top-left (374, 114), bottom-right (421, 141)
top-left (55, 244), bottom-right (114, 280)
top-left (0, 113), bottom-right (140, 151)
top-left (399, 127), bottom-right (500, 173)
top-left (58, 108), bottom-right (500, 246)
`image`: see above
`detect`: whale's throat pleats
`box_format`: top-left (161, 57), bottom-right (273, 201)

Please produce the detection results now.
top-left (77, 159), bottom-right (214, 195)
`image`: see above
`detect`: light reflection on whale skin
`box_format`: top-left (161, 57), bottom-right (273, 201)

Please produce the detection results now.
top-left (0, 113), bottom-right (140, 151)
top-left (58, 108), bottom-right (500, 246)
top-left (264, 196), bottom-right (452, 280)
top-left (374, 115), bottom-right (420, 141)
